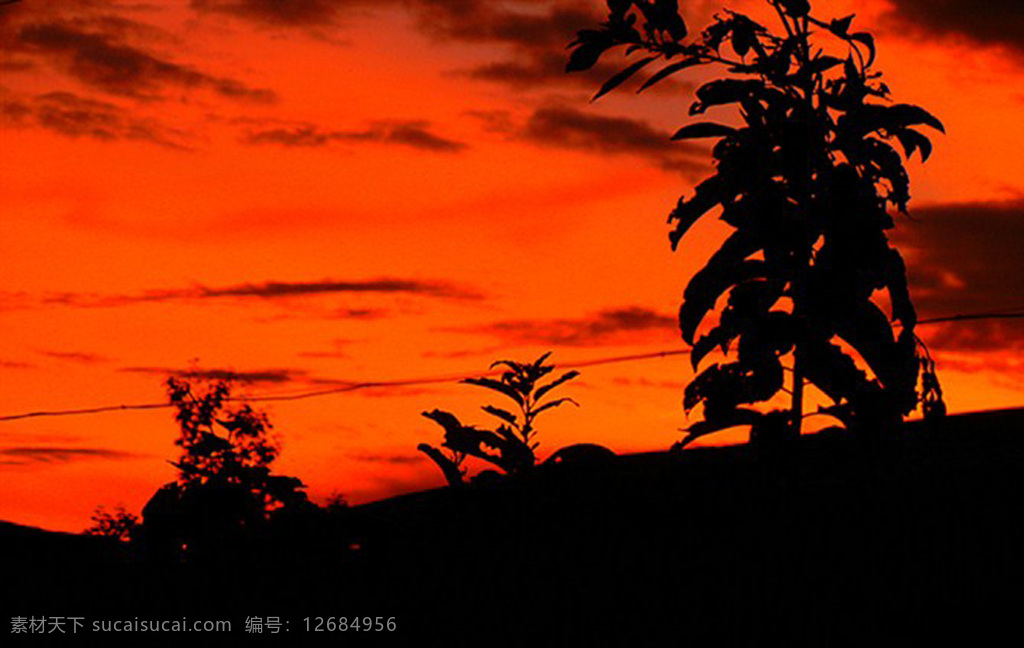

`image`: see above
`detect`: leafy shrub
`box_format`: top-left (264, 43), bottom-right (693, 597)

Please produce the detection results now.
top-left (86, 505), bottom-right (139, 543)
top-left (138, 377), bottom-right (311, 561)
top-left (419, 353), bottom-right (579, 486)
top-left (569, 0), bottom-right (946, 445)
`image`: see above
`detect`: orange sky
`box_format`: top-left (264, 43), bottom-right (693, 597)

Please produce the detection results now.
top-left (2, 0), bottom-right (1023, 532)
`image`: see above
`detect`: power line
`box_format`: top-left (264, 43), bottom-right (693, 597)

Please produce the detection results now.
top-left (919, 312), bottom-right (1024, 325)
top-left (0, 309), bottom-right (1021, 423)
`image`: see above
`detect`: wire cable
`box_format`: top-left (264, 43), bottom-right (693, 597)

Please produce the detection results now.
top-left (1, 309), bottom-right (1021, 423)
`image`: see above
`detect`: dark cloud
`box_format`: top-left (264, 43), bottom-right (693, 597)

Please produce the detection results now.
top-left (413, 1), bottom-right (594, 49)
top-left (189, 0), bottom-right (593, 45)
top-left (519, 105), bottom-right (706, 176)
top-left (191, 0), bottom-right (607, 90)
top-left (190, 0), bottom-right (345, 28)
top-left (38, 350), bottom-right (110, 364)
top-left (0, 90), bottom-right (190, 148)
top-left (9, 277), bottom-right (481, 309)
top-left (298, 338), bottom-right (355, 360)
top-left (935, 354), bottom-right (1024, 386)
top-left (886, 0), bottom-right (1024, 52)
top-left (918, 319), bottom-right (1024, 354)
top-left (11, 21), bottom-right (275, 101)
top-left (301, 378), bottom-right (444, 398)
top-left (242, 120), bottom-right (467, 153)
top-left (332, 308), bottom-right (387, 319)
top-left (457, 39), bottom-right (695, 95)
top-left (0, 447), bottom-right (138, 466)
top-left (452, 306), bottom-right (677, 347)
top-left (198, 278), bottom-right (478, 299)
top-left (611, 376), bottom-right (687, 390)
top-left (0, 360), bottom-right (34, 370)
top-left (120, 367), bottom-right (303, 384)
top-left (421, 346), bottom-right (504, 360)
top-left (348, 451), bottom-right (424, 465)
top-left (892, 199), bottom-right (1024, 352)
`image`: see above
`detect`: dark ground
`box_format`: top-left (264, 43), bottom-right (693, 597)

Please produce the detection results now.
top-left (3, 408), bottom-right (1024, 644)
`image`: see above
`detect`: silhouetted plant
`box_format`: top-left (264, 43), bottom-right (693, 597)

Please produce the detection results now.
top-left (139, 377), bottom-right (311, 561)
top-left (86, 505), bottom-right (138, 543)
top-left (569, 0), bottom-right (945, 445)
top-left (419, 353), bottom-right (579, 486)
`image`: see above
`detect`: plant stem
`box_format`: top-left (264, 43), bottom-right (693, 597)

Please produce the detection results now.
top-left (791, 350), bottom-right (804, 436)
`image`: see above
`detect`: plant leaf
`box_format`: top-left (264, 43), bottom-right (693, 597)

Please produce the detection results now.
top-left (533, 398), bottom-right (579, 417)
top-left (894, 128), bottom-right (933, 162)
top-left (534, 370), bottom-right (580, 401)
top-left (887, 104), bottom-right (945, 133)
top-left (678, 231), bottom-right (764, 344)
top-left (462, 377), bottom-right (525, 406)
top-left (668, 176), bottom-right (726, 249)
top-left (850, 32), bottom-right (876, 67)
top-left (566, 33), bottom-right (614, 73)
top-left (671, 122), bottom-right (736, 140)
top-left (638, 58), bottom-right (702, 93)
top-left (808, 55), bottom-right (844, 74)
top-left (829, 15), bottom-right (854, 36)
top-left (481, 405), bottom-right (519, 428)
top-left (592, 56), bottom-right (658, 101)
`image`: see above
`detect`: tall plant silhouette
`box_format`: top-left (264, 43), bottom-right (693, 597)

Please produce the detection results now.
top-left (419, 353), bottom-right (579, 486)
top-left (568, 0), bottom-right (945, 445)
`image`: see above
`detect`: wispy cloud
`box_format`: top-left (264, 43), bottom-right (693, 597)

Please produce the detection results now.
top-left (1, 90), bottom-right (191, 148)
top-left (190, 0), bottom-right (612, 90)
top-left (38, 350), bottom-right (111, 365)
top-left (6, 17), bottom-right (274, 102)
top-left (190, 0), bottom-right (347, 28)
top-left (0, 360), bottom-right (34, 370)
top-left (516, 105), bottom-right (706, 176)
top-left (893, 199), bottom-right (1024, 352)
top-left (5, 277), bottom-right (482, 310)
top-left (347, 451), bottom-right (424, 465)
top-left (241, 120), bottom-right (467, 153)
top-left (119, 366), bottom-right (305, 385)
top-left (0, 447), bottom-right (139, 466)
top-left (886, 0), bottom-right (1024, 52)
top-left (449, 306), bottom-right (677, 347)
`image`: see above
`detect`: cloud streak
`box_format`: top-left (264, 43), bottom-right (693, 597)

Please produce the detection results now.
top-left (6, 277), bottom-right (482, 310)
top-left (518, 105), bottom-right (706, 176)
top-left (241, 120), bottom-right (467, 153)
top-left (886, 0), bottom-right (1024, 52)
top-left (120, 367), bottom-right (304, 385)
top-left (0, 447), bottom-right (138, 466)
top-left (38, 350), bottom-right (111, 365)
top-left (894, 199), bottom-right (1024, 352)
top-left (1, 90), bottom-right (191, 148)
top-left (6, 17), bottom-right (274, 102)
top-left (450, 306), bottom-right (677, 347)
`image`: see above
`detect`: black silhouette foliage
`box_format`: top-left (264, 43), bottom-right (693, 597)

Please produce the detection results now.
top-left (139, 377), bottom-right (311, 561)
top-left (85, 505), bottom-right (139, 543)
top-left (419, 353), bottom-right (579, 485)
top-left (569, 0), bottom-right (945, 445)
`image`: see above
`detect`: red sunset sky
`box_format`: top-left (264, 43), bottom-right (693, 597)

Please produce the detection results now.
top-left (1, 0), bottom-right (1023, 532)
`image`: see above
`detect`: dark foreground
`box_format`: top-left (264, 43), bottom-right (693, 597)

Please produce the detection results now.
top-left (4, 408), bottom-right (1024, 644)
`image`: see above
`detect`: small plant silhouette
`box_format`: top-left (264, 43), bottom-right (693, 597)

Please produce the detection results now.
top-left (568, 0), bottom-right (946, 446)
top-left (86, 505), bottom-right (139, 543)
top-left (419, 353), bottom-right (579, 486)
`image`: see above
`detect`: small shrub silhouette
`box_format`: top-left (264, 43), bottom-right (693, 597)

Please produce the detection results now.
top-left (419, 353), bottom-right (579, 486)
top-left (568, 0), bottom-right (946, 446)
top-left (138, 377), bottom-right (312, 562)
top-left (85, 505), bottom-right (138, 543)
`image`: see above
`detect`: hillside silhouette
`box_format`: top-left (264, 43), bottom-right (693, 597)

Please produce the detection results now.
top-left (4, 408), bottom-right (1024, 642)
